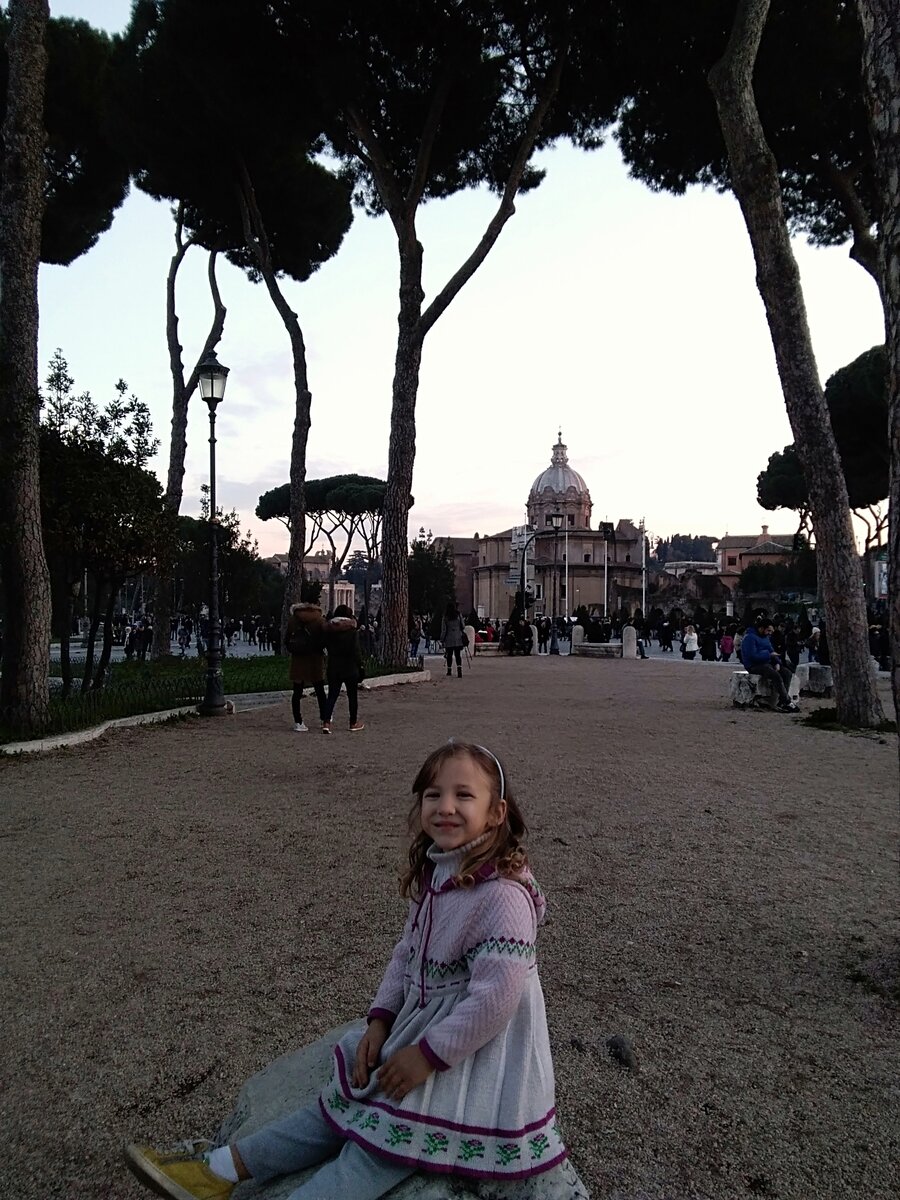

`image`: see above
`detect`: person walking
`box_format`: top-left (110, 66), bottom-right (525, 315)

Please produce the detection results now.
top-left (440, 601), bottom-right (466, 678)
top-left (409, 616), bottom-right (423, 662)
top-left (322, 604), bottom-right (366, 733)
top-left (284, 602), bottom-right (328, 732)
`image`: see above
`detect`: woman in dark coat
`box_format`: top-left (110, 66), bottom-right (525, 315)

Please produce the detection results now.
top-left (322, 604), bottom-right (366, 733)
top-left (285, 602), bottom-right (327, 732)
top-left (440, 602), bottom-right (466, 677)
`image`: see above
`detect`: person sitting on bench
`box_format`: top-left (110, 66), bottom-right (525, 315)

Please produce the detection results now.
top-left (740, 617), bottom-right (799, 712)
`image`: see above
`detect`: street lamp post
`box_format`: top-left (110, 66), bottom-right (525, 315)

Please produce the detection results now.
top-left (549, 512), bottom-right (563, 655)
top-left (197, 349), bottom-right (230, 717)
top-left (599, 521), bottom-right (615, 618)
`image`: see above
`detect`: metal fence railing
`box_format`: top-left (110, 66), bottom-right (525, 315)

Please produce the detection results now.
top-left (3, 651), bottom-right (420, 745)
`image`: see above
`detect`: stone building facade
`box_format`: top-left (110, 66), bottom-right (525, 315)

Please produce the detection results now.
top-left (472, 436), bottom-right (644, 621)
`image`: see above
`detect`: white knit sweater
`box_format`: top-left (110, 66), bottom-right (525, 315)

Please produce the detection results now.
top-left (319, 839), bottom-right (566, 1180)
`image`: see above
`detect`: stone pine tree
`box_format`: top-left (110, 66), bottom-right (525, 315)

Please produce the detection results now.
top-left (125, 0), bottom-right (353, 645)
top-left (0, 13), bottom-right (131, 265)
top-left (570, 0), bottom-right (884, 724)
top-left (114, 7), bottom-right (227, 656)
top-left (708, 0), bottom-right (883, 727)
top-left (757, 346), bottom-right (889, 549)
top-left (0, 0), bottom-right (52, 731)
top-left (268, 0), bottom-right (621, 667)
top-left (856, 0), bottom-right (900, 739)
top-left (144, 201), bottom-right (226, 659)
top-left (0, 8), bottom-right (130, 730)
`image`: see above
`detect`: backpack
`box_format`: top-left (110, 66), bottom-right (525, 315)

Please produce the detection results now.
top-left (286, 621), bottom-right (318, 657)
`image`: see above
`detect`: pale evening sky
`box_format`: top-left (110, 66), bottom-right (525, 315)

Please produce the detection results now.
top-left (35, 0), bottom-right (886, 558)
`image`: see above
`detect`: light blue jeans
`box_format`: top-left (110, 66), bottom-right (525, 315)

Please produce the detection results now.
top-left (235, 1102), bottom-right (414, 1200)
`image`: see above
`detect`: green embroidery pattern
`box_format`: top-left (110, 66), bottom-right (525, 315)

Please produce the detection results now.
top-left (386, 1123), bottom-right (414, 1147)
top-left (423, 937), bottom-right (536, 980)
top-left (459, 1138), bottom-right (486, 1162)
top-left (423, 1131), bottom-right (449, 1156)
top-left (496, 1143), bottom-right (522, 1165)
top-left (326, 1090), bottom-right (350, 1113)
top-left (529, 1133), bottom-right (550, 1159)
top-left (359, 1112), bottom-right (380, 1131)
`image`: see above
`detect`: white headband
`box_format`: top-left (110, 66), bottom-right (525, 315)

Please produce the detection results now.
top-left (447, 739), bottom-right (505, 800)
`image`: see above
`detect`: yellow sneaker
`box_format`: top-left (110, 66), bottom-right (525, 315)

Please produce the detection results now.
top-left (124, 1140), bottom-right (234, 1200)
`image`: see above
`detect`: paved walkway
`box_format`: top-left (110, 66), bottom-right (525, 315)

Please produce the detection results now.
top-left (2, 656), bottom-right (897, 1199)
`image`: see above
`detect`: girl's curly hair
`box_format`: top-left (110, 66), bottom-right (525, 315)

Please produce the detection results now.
top-left (400, 741), bottom-right (528, 899)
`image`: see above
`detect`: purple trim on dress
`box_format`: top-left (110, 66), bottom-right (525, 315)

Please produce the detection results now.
top-left (367, 1008), bottom-right (396, 1027)
top-left (319, 1097), bottom-right (567, 1182)
top-left (418, 1037), bottom-right (450, 1071)
top-left (437, 859), bottom-right (499, 892)
top-left (334, 1045), bottom-right (556, 1136)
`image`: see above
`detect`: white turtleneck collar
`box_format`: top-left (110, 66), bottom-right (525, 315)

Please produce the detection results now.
top-left (426, 831), bottom-right (492, 888)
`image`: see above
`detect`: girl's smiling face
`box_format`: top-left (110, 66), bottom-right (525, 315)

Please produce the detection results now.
top-left (420, 753), bottom-right (507, 851)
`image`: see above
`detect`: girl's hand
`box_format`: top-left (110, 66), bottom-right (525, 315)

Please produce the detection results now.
top-left (351, 1019), bottom-right (389, 1088)
top-left (376, 1045), bottom-right (434, 1101)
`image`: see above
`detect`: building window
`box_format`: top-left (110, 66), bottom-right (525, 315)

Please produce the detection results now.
top-left (625, 553), bottom-right (631, 562)
top-left (583, 553), bottom-right (591, 563)
top-left (560, 584), bottom-right (567, 599)
top-left (545, 515), bottom-right (553, 526)
top-left (567, 514), bottom-right (574, 526)
top-left (727, 555), bottom-right (737, 566)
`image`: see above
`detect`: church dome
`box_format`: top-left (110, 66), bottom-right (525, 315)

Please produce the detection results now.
top-left (527, 434), bottom-right (592, 529)
top-left (529, 435), bottom-right (589, 497)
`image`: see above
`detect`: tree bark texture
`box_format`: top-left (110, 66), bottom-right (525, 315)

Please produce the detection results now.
top-left (0, 0), bottom-right (52, 731)
top-left (237, 168), bottom-right (309, 645)
top-left (709, 0), bottom-right (884, 727)
top-left (856, 0), bottom-right (900, 741)
top-left (152, 217), bottom-right (226, 660)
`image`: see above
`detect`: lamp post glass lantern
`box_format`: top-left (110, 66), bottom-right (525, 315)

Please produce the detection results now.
top-left (548, 512), bottom-right (563, 655)
top-left (198, 350), bottom-right (230, 716)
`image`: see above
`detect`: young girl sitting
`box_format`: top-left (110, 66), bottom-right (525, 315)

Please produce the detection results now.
top-left (125, 741), bottom-right (573, 1199)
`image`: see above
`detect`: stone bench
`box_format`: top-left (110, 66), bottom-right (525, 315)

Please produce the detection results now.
top-left (215, 1021), bottom-right (590, 1199)
top-left (730, 669), bottom-right (801, 709)
top-left (571, 642), bottom-right (623, 659)
top-left (793, 662), bottom-right (834, 696)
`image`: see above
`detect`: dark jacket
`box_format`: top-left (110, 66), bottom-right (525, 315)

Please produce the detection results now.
top-left (441, 612), bottom-right (466, 649)
top-left (324, 615), bottom-right (364, 681)
top-left (286, 603), bottom-right (326, 684)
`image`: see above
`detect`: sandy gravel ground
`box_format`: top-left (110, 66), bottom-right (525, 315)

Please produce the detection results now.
top-left (2, 656), bottom-right (898, 1200)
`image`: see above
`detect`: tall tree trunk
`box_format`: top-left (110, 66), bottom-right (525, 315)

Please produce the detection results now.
top-left (709, 0), bottom-right (884, 727)
top-left (92, 580), bottom-right (119, 690)
top-left (380, 235), bottom-right (425, 666)
top-left (857, 0), bottom-right (900, 742)
top-left (237, 166), bottom-right (309, 645)
top-left (0, 0), bottom-right (52, 732)
top-left (81, 583), bottom-right (102, 694)
top-left (349, 51), bottom-right (566, 667)
top-left (152, 213), bottom-right (226, 660)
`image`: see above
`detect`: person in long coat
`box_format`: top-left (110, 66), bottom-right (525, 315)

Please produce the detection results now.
top-left (285, 602), bottom-right (327, 732)
top-left (440, 602), bottom-right (466, 677)
top-left (322, 604), bottom-right (366, 733)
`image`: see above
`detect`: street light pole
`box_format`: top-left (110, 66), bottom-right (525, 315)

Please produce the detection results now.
top-left (549, 512), bottom-right (563, 655)
top-left (197, 350), bottom-right (230, 717)
top-left (599, 521), bottom-right (614, 618)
